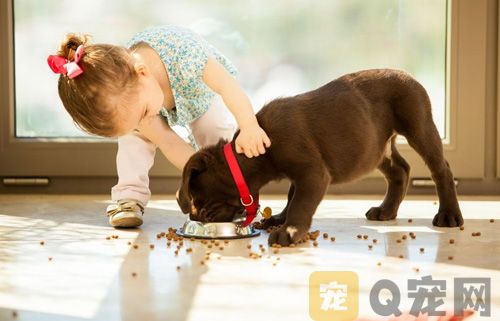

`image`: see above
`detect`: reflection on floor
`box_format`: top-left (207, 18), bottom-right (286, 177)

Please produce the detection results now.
top-left (0, 195), bottom-right (498, 321)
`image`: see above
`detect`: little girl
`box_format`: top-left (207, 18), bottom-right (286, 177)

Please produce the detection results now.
top-left (48, 25), bottom-right (271, 228)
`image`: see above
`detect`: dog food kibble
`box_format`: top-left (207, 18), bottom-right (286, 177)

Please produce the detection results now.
top-left (150, 244), bottom-right (155, 249)
top-left (40, 241), bottom-right (45, 245)
top-left (368, 245), bottom-right (373, 250)
top-left (330, 237), bottom-right (336, 242)
top-left (186, 248), bottom-right (193, 253)
top-left (262, 207), bottom-right (272, 219)
top-left (490, 219), bottom-right (495, 223)
top-left (402, 235), bottom-right (407, 240)
top-left (174, 250), bottom-right (179, 256)
top-left (460, 226), bottom-right (465, 230)
top-left (323, 233), bottom-right (329, 239)
top-left (313, 241), bottom-right (319, 247)
top-left (132, 272), bottom-right (137, 277)
top-left (167, 242), bottom-right (171, 247)
top-left (357, 235), bottom-right (362, 239)
top-left (273, 249), bottom-right (279, 254)
top-left (128, 241), bottom-right (132, 245)
top-left (224, 240), bottom-right (229, 244)
top-left (219, 247), bottom-right (224, 251)
top-left (156, 234), bottom-right (161, 239)
top-left (448, 256), bottom-right (453, 260)
top-left (408, 219), bottom-right (413, 223)
top-left (133, 245), bottom-right (138, 249)
top-left (48, 257), bottom-right (53, 261)
top-left (12, 311), bottom-right (17, 318)
top-left (363, 235), bottom-right (368, 240)
top-left (377, 262), bottom-right (382, 266)
top-left (396, 239), bottom-right (402, 243)
top-left (372, 239), bottom-right (377, 244)
top-left (449, 239), bottom-right (455, 244)
top-left (106, 236), bottom-right (111, 240)
top-left (399, 255), bottom-right (404, 259)
top-left (246, 244), bottom-right (252, 249)
top-left (420, 248), bottom-right (425, 253)
top-left (414, 267), bottom-right (420, 273)
top-left (309, 230), bottom-right (320, 240)
top-left (472, 232), bottom-right (481, 237)
top-left (176, 266), bottom-right (181, 271)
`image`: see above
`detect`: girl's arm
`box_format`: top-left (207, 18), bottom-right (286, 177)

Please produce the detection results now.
top-left (137, 115), bottom-right (195, 171)
top-left (202, 57), bottom-right (271, 158)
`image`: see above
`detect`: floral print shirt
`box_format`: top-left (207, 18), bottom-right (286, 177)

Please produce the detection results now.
top-left (127, 25), bottom-right (237, 147)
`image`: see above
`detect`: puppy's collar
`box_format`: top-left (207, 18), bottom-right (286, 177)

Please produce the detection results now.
top-left (223, 143), bottom-right (259, 227)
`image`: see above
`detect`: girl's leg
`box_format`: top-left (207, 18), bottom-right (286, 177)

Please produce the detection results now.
top-left (111, 130), bottom-right (157, 206)
top-left (189, 96), bottom-right (236, 147)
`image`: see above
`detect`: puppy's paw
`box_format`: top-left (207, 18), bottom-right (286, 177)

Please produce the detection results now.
top-left (433, 209), bottom-right (464, 227)
top-left (365, 207), bottom-right (397, 221)
top-left (268, 224), bottom-right (305, 246)
top-left (254, 211), bottom-right (286, 230)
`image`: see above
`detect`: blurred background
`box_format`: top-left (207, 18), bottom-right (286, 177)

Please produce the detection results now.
top-left (14, 0), bottom-right (447, 139)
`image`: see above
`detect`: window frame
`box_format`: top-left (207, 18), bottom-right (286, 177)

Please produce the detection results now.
top-left (0, 0), bottom-right (498, 193)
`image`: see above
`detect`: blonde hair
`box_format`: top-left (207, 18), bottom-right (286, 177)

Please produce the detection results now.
top-left (56, 33), bottom-right (138, 137)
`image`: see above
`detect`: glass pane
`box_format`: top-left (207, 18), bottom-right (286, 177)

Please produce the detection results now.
top-left (14, 0), bottom-right (447, 139)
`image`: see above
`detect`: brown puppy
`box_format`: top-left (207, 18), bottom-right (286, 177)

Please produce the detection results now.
top-left (177, 69), bottom-right (463, 246)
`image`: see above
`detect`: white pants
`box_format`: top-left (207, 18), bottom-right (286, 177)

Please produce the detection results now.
top-left (111, 97), bottom-right (235, 205)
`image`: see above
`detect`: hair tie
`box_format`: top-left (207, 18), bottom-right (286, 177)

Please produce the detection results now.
top-left (47, 45), bottom-right (84, 79)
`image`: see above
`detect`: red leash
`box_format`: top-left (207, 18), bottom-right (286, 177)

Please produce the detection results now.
top-left (223, 143), bottom-right (259, 227)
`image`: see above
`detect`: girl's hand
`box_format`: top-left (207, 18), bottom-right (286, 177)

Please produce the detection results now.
top-left (235, 122), bottom-right (271, 158)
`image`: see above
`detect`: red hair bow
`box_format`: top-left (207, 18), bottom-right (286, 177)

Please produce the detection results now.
top-left (47, 45), bottom-right (84, 79)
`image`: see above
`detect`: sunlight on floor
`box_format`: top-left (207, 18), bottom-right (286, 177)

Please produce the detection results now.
top-left (0, 214), bottom-right (138, 319)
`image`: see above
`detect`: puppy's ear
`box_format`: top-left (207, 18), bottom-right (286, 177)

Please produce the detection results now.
top-left (177, 152), bottom-right (213, 214)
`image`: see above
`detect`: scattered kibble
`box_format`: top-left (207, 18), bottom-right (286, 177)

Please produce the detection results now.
top-left (313, 241), bottom-right (319, 247)
top-left (133, 244), bottom-right (138, 249)
top-left (39, 241), bottom-right (45, 245)
top-left (372, 239), bottom-right (377, 244)
top-left (176, 266), bottom-right (181, 271)
top-left (186, 248), bottom-right (193, 253)
top-left (414, 267), bottom-right (420, 273)
top-left (132, 272), bottom-right (137, 277)
top-left (174, 250), bottom-right (179, 256)
top-left (399, 255), bottom-right (404, 259)
top-left (323, 233), bottom-right (329, 239)
top-left (368, 245), bottom-right (373, 250)
top-left (449, 239), bottom-right (455, 244)
top-left (489, 219), bottom-right (494, 223)
top-left (330, 237), bottom-right (336, 242)
top-left (460, 226), bottom-right (465, 231)
top-left (363, 235), bottom-right (368, 240)
top-left (396, 239), bottom-right (402, 243)
top-left (150, 244), bottom-right (155, 249)
top-left (377, 262), bottom-right (382, 266)
top-left (12, 311), bottom-right (17, 318)
top-left (448, 256), bottom-right (453, 260)
top-left (128, 241), bottom-right (132, 245)
top-left (357, 234), bottom-right (362, 239)
top-left (48, 257), bottom-right (53, 261)
top-left (246, 244), bottom-right (252, 249)
top-left (419, 248), bottom-right (425, 253)
top-left (408, 219), bottom-right (413, 223)
top-left (106, 236), bottom-right (111, 240)
top-left (402, 235), bottom-right (407, 240)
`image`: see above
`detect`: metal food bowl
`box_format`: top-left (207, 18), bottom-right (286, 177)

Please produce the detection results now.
top-left (176, 217), bottom-right (261, 239)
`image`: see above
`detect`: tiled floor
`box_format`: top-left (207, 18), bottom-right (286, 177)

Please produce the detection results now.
top-left (0, 194), bottom-right (498, 321)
